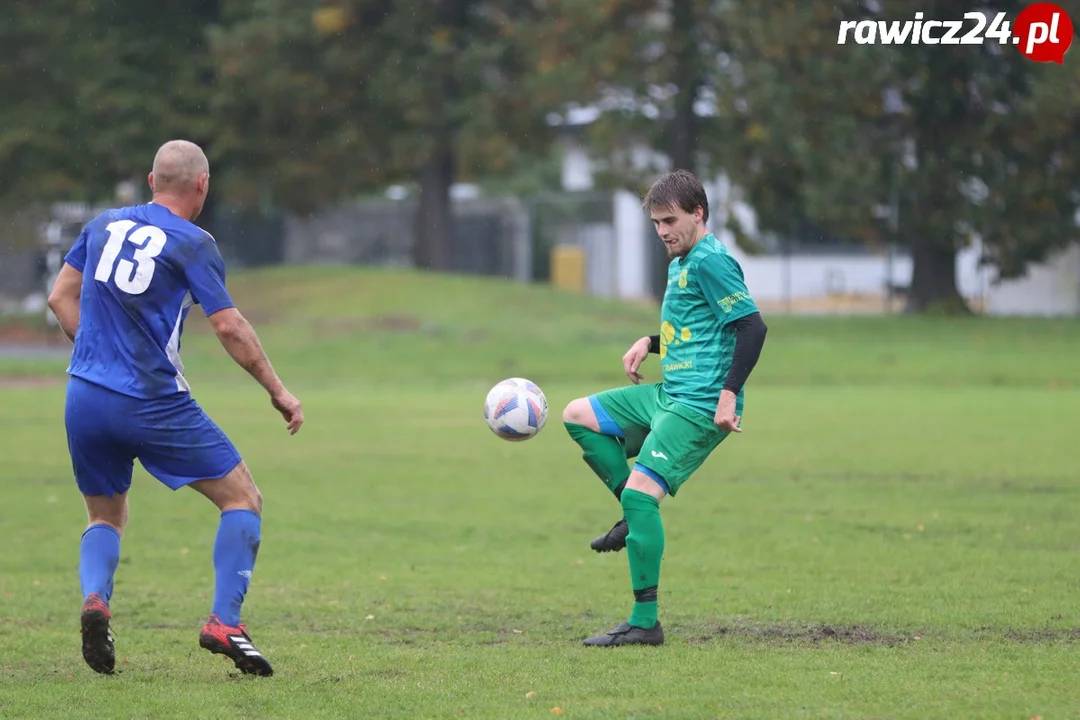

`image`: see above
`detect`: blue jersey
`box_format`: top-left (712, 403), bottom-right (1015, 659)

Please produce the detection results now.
top-left (63, 203), bottom-right (234, 399)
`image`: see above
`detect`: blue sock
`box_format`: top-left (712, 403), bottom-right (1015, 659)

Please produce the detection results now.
top-left (79, 524), bottom-right (121, 604)
top-left (211, 509), bottom-right (262, 626)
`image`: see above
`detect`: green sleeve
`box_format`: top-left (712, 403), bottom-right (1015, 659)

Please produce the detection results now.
top-left (697, 253), bottom-right (759, 326)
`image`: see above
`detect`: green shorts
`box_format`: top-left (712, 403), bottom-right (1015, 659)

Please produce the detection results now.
top-left (589, 382), bottom-right (730, 497)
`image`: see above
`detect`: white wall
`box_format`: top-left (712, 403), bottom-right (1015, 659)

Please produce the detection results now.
top-left (717, 235), bottom-right (996, 306)
top-left (595, 194), bottom-right (1078, 315)
top-left (560, 140), bottom-right (594, 192)
top-left (983, 243), bottom-right (1080, 316)
top-left (614, 190), bottom-right (650, 300)
top-left (558, 158), bottom-right (1078, 316)
top-left (722, 237), bottom-right (907, 303)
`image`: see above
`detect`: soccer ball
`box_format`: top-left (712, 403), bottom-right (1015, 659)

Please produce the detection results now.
top-left (483, 377), bottom-right (549, 441)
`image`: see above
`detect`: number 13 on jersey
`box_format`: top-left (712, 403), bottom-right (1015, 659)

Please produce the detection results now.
top-left (94, 220), bottom-right (168, 295)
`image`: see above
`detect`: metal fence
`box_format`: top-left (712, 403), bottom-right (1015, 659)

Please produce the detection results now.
top-left (0, 191), bottom-right (913, 314)
top-left (0, 192), bottom-right (543, 311)
top-left (526, 191), bottom-right (613, 285)
top-left (5, 192), bottom-right (1071, 317)
top-left (0, 205), bottom-right (107, 314)
top-left (280, 195), bottom-right (531, 280)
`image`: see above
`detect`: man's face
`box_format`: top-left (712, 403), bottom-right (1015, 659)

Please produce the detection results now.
top-left (650, 204), bottom-right (702, 259)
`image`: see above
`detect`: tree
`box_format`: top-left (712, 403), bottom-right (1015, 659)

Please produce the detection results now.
top-left (527, 0), bottom-right (720, 297)
top-left (209, 0), bottom-right (563, 269)
top-left (207, 0), bottom-right (392, 215)
top-left (0, 0), bottom-right (218, 207)
top-left (705, 0), bottom-right (1080, 313)
top-left (890, 0), bottom-right (1080, 312)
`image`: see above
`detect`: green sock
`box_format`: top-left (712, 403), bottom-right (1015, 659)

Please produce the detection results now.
top-left (564, 422), bottom-right (631, 498)
top-left (621, 488), bottom-right (664, 628)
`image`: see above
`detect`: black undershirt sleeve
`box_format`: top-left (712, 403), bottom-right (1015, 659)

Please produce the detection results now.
top-left (722, 312), bottom-right (768, 394)
top-left (648, 335), bottom-right (661, 354)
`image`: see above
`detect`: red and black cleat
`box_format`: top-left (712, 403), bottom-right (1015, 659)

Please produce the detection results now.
top-left (80, 593), bottom-right (115, 674)
top-left (198, 614), bottom-right (274, 677)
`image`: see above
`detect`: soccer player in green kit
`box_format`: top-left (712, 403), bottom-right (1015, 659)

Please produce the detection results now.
top-left (562, 169), bottom-right (768, 647)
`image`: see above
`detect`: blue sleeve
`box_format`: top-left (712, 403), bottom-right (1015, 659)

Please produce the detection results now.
top-left (64, 229), bottom-right (89, 272)
top-left (185, 236), bottom-right (235, 316)
top-left (698, 252), bottom-right (759, 326)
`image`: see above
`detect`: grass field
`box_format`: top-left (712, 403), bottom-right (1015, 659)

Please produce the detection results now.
top-left (2, 265), bottom-right (1080, 719)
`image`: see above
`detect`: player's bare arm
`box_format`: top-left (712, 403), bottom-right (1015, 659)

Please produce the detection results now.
top-left (622, 336), bottom-right (653, 384)
top-left (47, 263), bottom-right (83, 342)
top-left (622, 334), bottom-right (664, 384)
top-left (715, 312), bottom-right (768, 432)
top-left (207, 307), bottom-right (304, 434)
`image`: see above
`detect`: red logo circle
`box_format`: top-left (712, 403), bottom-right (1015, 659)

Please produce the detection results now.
top-left (1013, 3), bottom-right (1073, 63)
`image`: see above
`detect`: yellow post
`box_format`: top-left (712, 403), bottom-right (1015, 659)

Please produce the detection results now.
top-left (550, 244), bottom-right (586, 292)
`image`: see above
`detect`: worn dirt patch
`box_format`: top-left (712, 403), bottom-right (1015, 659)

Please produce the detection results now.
top-left (686, 621), bottom-right (913, 647)
top-left (1003, 627), bottom-right (1080, 643)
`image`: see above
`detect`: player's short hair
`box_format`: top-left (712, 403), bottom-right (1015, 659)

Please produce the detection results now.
top-left (152, 140), bottom-right (209, 191)
top-left (642, 169), bottom-right (709, 223)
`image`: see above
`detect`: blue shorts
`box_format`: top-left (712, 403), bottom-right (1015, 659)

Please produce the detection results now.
top-left (65, 376), bottom-right (243, 497)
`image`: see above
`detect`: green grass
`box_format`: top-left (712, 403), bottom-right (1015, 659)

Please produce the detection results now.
top-left (2, 266), bottom-right (1080, 719)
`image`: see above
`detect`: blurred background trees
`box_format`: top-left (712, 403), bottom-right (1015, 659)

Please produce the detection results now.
top-left (2, 0), bottom-right (1078, 313)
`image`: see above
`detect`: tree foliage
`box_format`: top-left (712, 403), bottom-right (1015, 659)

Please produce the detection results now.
top-left (700, 0), bottom-right (1080, 312)
top-left (0, 0), bottom-right (217, 207)
top-left (2, 0), bottom-right (1077, 311)
top-left (209, 0), bottom-right (565, 267)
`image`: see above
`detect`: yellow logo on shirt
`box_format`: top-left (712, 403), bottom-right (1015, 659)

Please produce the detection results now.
top-left (659, 321), bottom-right (692, 360)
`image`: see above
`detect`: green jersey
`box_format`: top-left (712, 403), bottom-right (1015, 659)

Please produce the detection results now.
top-left (659, 233), bottom-right (759, 419)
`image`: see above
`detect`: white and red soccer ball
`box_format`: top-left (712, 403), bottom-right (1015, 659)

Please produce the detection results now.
top-left (483, 377), bottom-right (548, 441)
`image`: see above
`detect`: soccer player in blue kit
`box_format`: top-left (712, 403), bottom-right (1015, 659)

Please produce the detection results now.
top-left (47, 140), bottom-right (304, 677)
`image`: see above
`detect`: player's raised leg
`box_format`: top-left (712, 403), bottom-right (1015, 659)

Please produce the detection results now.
top-left (562, 396), bottom-right (633, 499)
top-left (563, 384), bottom-right (656, 553)
top-left (562, 396), bottom-right (634, 552)
top-left (188, 461), bottom-right (273, 677)
top-left (583, 466), bottom-right (667, 647)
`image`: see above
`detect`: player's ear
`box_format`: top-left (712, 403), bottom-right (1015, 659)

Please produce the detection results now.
top-left (147, 172), bottom-right (155, 192)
